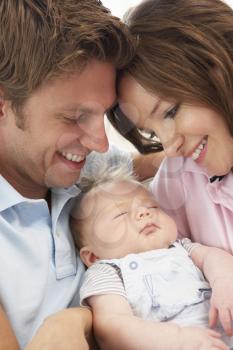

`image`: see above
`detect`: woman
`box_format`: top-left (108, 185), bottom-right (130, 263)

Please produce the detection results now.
top-left (107, 0), bottom-right (233, 252)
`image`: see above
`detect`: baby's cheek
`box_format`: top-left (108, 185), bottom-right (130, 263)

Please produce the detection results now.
top-left (92, 220), bottom-right (128, 251)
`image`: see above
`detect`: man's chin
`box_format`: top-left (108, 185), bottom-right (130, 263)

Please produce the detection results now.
top-left (44, 173), bottom-right (81, 189)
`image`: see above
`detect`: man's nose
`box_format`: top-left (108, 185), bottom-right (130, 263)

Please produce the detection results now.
top-left (81, 115), bottom-right (109, 153)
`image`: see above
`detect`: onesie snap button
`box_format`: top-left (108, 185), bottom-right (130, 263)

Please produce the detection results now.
top-left (129, 261), bottom-right (138, 270)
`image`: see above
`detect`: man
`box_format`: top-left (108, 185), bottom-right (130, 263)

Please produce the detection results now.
top-left (0, 1), bottom-right (135, 349)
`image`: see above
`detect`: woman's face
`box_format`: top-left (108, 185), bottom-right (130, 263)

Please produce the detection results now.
top-left (118, 74), bottom-right (233, 176)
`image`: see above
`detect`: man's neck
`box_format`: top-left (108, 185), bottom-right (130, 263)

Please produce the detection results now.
top-left (1, 172), bottom-right (48, 200)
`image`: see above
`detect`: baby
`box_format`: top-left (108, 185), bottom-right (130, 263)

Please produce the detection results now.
top-left (71, 166), bottom-right (233, 350)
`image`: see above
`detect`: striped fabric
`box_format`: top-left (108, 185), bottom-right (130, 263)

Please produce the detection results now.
top-left (80, 238), bottom-right (201, 305)
top-left (80, 263), bottom-right (126, 305)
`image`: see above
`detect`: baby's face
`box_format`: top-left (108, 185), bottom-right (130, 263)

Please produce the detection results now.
top-left (77, 180), bottom-right (177, 261)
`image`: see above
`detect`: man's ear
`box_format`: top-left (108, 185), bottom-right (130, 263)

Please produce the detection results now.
top-left (80, 246), bottom-right (99, 267)
top-left (0, 88), bottom-right (7, 119)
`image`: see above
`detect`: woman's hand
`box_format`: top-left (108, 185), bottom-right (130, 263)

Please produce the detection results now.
top-left (179, 326), bottom-right (228, 350)
top-left (209, 276), bottom-right (233, 336)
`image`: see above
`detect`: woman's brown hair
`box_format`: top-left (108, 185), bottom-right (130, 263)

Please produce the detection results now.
top-left (107, 0), bottom-right (233, 153)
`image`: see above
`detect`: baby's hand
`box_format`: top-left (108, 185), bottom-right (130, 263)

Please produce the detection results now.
top-left (209, 276), bottom-right (233, 335)
top-left (179, 326), bottom-right (228, 350)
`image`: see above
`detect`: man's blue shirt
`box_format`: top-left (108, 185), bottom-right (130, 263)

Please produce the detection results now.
top-left (0, 146), bottom-right (133, 348)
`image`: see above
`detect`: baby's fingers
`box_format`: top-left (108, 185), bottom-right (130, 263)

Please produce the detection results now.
top-left (212, 340), bottom-right (229, 350)
top-left (218, 308), bottom-right (233, 336)
top-left (206, 329), bottom-right (221, 338)
top-left (209, 307), bottom-right (218, 329)
top-left (210, 344), bottom-right (229, 350)
top-left (208, 336), bottom-right (229, 350)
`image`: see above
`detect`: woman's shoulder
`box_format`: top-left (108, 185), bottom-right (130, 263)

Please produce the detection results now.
top-left (158, 156), bottom-right (206, 175)
top-left (149, 157), bottom-right (209, 210)
top-left (151, 156), bottom-right (197, 188)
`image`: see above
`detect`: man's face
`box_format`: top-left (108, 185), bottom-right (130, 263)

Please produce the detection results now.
top-left (0, 60), bottom-right (116, 198)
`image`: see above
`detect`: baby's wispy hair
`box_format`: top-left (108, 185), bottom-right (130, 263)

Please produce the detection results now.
top-left (71, 160), bottom-right (138, 250)
top-left (78, 160), bottom-right (138, 193)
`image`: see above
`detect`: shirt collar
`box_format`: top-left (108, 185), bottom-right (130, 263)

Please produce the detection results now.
top-left (183, 157), bottom-right (229, 182)
top-left (0, 175), bottom-right (81, 212)
top-left (182, 157), bottom-right (208, 177)
top-left (0, 175), bottom-right (27, 211)
top-left (182, 157), bottom-right (232, 203)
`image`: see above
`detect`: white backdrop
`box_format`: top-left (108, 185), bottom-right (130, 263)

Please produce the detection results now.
top-left (102, 0), bottom-right (233, 17)
top-left (102, 0), bottom-right (140, 17)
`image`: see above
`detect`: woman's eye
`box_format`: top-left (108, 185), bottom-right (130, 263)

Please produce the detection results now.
top-left (164, 104), bottom-right (180, 119)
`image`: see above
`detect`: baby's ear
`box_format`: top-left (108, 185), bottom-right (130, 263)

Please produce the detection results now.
top-left (80, 247), bottom-right (98, 267)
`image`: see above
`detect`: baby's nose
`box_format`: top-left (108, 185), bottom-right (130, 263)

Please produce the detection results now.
top-left (136, 207), bottom-right (151, 220)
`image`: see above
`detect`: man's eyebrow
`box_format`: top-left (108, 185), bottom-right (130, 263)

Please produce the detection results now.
top-left (60, 99), bottom-right (118, 115)
top-left (60, 105), bottom-right (94, 114)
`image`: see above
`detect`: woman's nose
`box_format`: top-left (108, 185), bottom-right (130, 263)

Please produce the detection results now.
top-left (155, 119), bottom-right (184, 157)
top-left (162, 134), bottom-right (184, 157)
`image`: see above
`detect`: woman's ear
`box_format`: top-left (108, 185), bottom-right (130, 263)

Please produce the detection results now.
top-left (80, 247), bottom-right (99, 267)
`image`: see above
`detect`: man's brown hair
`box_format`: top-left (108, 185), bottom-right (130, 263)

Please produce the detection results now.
top-left (0, 0), bottom-right (135, 112)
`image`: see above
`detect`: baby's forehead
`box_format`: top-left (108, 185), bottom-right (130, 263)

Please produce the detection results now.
top-left (84, 180), bottom-right (153, 206)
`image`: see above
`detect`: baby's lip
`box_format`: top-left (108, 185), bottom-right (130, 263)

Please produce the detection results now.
top-left (139, 223), bottom-right (159, 235)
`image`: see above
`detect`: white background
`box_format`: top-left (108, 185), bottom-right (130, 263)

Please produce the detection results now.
top-left (102, 0), bottom-right (233, 17)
